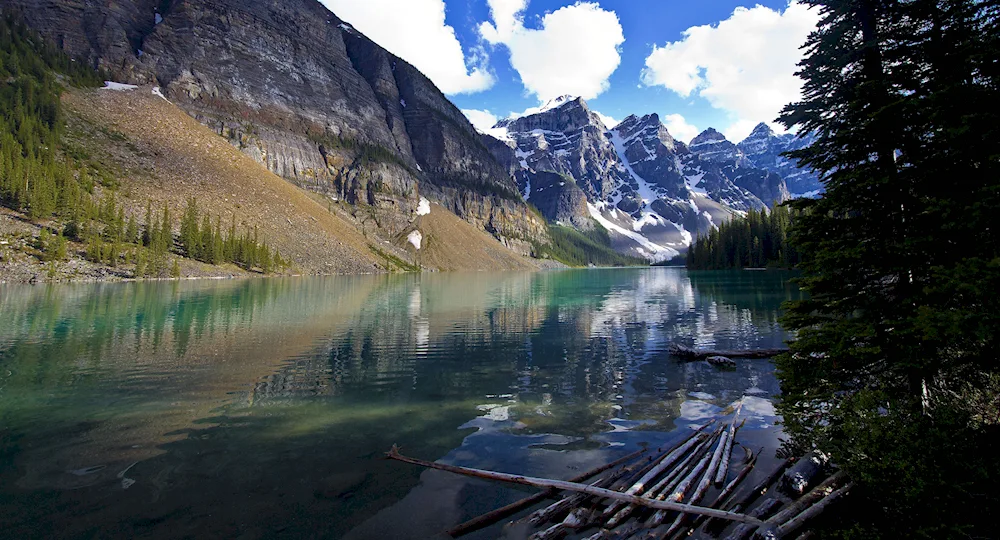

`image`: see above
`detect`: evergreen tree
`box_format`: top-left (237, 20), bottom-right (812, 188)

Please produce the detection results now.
top-left (142, 201), bottom-right (153, 247)
top-left (686, 205), bottom-right (798, 270)
top-left (212, 215), bottom-right (224, 264)
top-left (199, 214), bottom-right (214, 264)
top-left (775, 1), bottom-right (1000, 537)
top-left (157, 203), bottom-right (171, 255)
top-left (125, 214), bottom-right (138, 245)
top-left (180, 197), bottom-right (200, 257)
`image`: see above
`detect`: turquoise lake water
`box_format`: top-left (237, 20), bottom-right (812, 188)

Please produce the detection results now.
top-left (0, 268), bottom-right (802, 539)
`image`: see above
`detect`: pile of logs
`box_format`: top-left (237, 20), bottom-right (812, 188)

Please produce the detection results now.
top-left (387, 406), bottom-right (850, 539)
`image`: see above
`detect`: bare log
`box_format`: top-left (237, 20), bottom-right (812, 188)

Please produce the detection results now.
top-left (669, 343), bottom-right (789, 361)
top-left (731, 456), bottom-right (796, 511)
top-left (385, 446), bottom-right (765, 525)
top-left (605, 429), bottom-right (720, 528)
top-left (664, 426), bottom-right (747, 538)
top-left (770, 483), bottom-right (853, 538)
top-left (687, 449), bottom-right (759, 535)
top-left (756, 471), bottom-right (846, 534)
top-left (668, 433), bottom-right (719, 502)
top-left (662, 452), bottom-right (717, 538)
top-left (445, 447), bottom-right (647, 537)
top-left (530, 463), bottom-right (635, 525)
top-left (599, 422), bottom-right (716, 521)
top-left (723, 498), bottom-right (785, 540)
top-left (530, 437), bottom-right (692, 527)
top-left (715, 403), bottom-right (744, 486)
top-left (531, 507), bottom-right (594, 540)
top-left (626, 421), bottom-right (716, 496)
top-left (708, 429), bottom-right (731, 486)
top-left (644, 430), bottom-right (723, 526)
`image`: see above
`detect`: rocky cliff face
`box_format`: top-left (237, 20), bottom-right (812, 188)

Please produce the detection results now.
top-left (13, 0), bottom-right (547, 251)
top-left (737, 123), bottom-right (822, 197)
top-left (482, 98), bottom-right (803, 262)
top-left (686, 127), bottom-right (790, 208)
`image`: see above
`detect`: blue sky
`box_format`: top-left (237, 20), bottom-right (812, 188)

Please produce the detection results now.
top-left (320, 1), bottom-right (819, 143)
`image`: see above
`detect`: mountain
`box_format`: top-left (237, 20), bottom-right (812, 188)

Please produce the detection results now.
top-left (482, 97), bottom-right (805, 262)
top-left (737, 123), bottom-right (823, 197)
top-left (10, 0), bottom-right (548, 255)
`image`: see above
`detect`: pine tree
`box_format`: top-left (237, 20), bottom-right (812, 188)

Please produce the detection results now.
top-left (125, 214), bottom-right (138, 245)
top-left (199, 214), bottom-right (214, 264)
top-left (775, 1), bottom-right (1000, 536)
top-left (142, 201), bottom-right (153, 247)
top-left (212, 215), bottom-right (223, 264)
top-left (157, 203), bottom-right (171, 255)
top-left (180, 197), bottom-right (200, 257)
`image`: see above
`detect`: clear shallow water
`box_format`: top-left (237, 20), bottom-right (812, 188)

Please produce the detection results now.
top-left (0, 268), bottom-right (802, 539)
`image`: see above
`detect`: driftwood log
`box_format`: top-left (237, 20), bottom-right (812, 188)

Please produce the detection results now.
top-left (444, 447), bottom-right (647, 537)
top-left (771, 483), bottom-right (853, 538)
top-left (385, 445), bottom-right (766, 525)
top-left (669, 343), bottom-right (789, 361)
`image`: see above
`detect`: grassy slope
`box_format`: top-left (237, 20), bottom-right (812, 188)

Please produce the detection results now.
top-left (401, 201), bottom-right (539, 272)
top-left (37, 86), bottom-right (539, 279)
top-left (62, 87), bottom-right (391, 275)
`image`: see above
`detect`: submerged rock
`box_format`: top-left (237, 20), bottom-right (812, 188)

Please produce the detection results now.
top-left (706, 355), bottom-right (736, 368)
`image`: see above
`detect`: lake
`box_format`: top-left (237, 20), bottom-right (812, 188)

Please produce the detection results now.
top-left (0, 268), bottom-right (802, 539)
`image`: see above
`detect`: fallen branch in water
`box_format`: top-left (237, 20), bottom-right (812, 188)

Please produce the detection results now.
top-left (444, 447), bottom-right (647, 537)
top-left (669, 343), bottom-right (789, 361)
top-left (385, 445), bottom-right (765, 525)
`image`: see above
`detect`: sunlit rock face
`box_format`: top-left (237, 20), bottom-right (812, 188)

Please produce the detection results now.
top-left (737, 123), bottom-right (823, 197)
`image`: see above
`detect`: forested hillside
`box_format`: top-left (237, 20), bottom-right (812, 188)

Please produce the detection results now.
top-left (686, 205), bottom-right (797, 270)
top-left (775, 1), bottom-right (1000, 538)
top-left (1, 14), bottom-right (285, 278)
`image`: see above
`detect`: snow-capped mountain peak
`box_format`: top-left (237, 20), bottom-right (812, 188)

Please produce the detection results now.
top-left (479, 97), bottom-right (815, 261)
top-left (736, 125), bottom-right (823, 197)
top-left (690, 127), bottom-right (728, 147)
top-left (537, 94), bottom-right (577, 113)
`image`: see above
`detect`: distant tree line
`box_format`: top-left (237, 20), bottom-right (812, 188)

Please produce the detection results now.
top-left (180, 198), bottom-right (285, 273)
top-left (686, 205), bottom-right (798, 270)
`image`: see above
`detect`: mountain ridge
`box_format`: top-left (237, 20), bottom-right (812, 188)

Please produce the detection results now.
top-left (478, 96), bottom-right (817, 262)
top-left (9, 0), bottom-right (550, 255)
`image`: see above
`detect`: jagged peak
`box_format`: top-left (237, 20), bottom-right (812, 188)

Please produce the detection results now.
top-left (746, 122), bottom-right (776, 140)
top-left (690, 127), bottom-right (728, 146)
top-left (613, 113), bottom-right (661, 132)
top-left (538, 94), bottom-right (582, 113)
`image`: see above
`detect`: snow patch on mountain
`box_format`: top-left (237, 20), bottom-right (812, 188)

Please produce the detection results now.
top-left (588, 203), bottom-right (678, 262)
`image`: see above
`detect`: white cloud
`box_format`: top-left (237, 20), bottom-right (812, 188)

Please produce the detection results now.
top-left (641, 2), bottom-right (818, 142)
top-left (480, 0), bottom-right (624, 102)
top-left (321, 0), bottom-right (494, 95)
top-left (594, 111), bottom-right (619, 129)
top-left (723, 119), bottom-right (763, 143)
top-left (462, 109), bottom-right (500, 133)
top-left (663, 114), bottom-right (699, 144)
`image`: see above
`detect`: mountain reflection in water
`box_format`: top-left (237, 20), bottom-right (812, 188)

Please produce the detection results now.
top-left (0, 268), bottom-right (802, 539)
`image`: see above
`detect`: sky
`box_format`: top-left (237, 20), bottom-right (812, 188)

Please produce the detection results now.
top-left (319, 0), bottom-right (820, 144)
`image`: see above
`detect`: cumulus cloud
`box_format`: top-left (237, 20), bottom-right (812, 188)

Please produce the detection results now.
top-left (594, 111), bottom-right (620, 129)
top-left (480, 0), bottom-right (624, 102)
top-left (321, 0), bottom-right (494, 95)
top-left (663, 114), bottom-right (699, 145)
top-left (641, 2), bottom-right (818, 141)
top-left (462, 109), bottom-right (500, 133)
